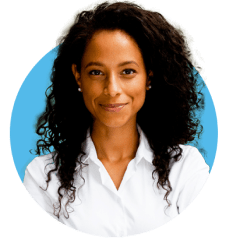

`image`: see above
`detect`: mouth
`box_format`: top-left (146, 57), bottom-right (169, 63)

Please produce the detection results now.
top-left (100, 103), bottom-right (128, 112)
top-left (100, 103), bottom-right (128, 108)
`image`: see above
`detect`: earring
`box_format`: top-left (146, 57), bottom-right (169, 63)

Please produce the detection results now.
top-left (148, 85), bottom-right (151, 89)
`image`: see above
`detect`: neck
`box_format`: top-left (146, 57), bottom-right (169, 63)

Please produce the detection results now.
top-left (91, 119), bottom-right (139, 163)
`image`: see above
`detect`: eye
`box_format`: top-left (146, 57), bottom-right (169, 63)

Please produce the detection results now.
top-left (122, 69), bottom-right (136, 75)
top-left (89, 70), bottom-right (103, 75)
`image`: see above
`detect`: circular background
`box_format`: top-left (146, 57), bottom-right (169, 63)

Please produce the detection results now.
top-left (5, 0), bottom-right (222, 239)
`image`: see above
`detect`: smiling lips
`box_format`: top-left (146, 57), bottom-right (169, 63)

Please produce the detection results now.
top-left (101, 103), bottom-right (128, 108)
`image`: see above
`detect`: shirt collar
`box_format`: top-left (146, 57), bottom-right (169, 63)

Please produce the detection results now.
top-left (81, 124), bottom-right (153, 167)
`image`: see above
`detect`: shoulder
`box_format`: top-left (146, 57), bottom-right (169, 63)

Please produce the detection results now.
top-left (24, 152), bottom-right (56, 184)
top-left (26, 152), bottom-right (56, 171)
top-left (169, 145), bottom-right (210, 184)
top-left (172, 145), bottom-right (208, 166)
top-left (178, 144), bottom-right (209, 170)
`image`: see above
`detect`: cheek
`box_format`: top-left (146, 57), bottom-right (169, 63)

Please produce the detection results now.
top-left (128, 85), bottom-right (146, 111)
top-left (133, 79), bottom-right (146, 97)
top-left (81, 83), bottom-right (101, 114)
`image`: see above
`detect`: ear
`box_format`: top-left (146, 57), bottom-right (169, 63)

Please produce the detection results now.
top-left (148, 70), bottom-right (154, 77)
top-left (72, 64), bottom-right (81, 88)
top-left (146, 70), bottom-right (153, 90)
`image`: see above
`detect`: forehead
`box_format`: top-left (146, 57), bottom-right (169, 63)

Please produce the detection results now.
top-left (90, 29), bottom-right (136, 47)
top-left (81, 30), bottom-right (144, 66)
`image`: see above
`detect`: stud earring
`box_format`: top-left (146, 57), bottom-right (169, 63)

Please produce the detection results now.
top-left (78, 87), bottom-right (81, 92)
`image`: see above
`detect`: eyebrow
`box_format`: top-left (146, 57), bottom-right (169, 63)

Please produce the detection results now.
top-left (85, 61), bottom-right (139, 69)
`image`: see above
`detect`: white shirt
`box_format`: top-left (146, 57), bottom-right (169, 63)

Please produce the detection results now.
top-left (23, 125), bottom-right (209, 237)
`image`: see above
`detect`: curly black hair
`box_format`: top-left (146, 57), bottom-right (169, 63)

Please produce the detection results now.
top-left (34, 1), bottom-right (204, 219)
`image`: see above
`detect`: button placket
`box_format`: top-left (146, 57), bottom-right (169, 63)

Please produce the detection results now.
top-left (115, 193), bottom-right (128, 237)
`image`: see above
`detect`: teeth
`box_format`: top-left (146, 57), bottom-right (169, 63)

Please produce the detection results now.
top-left (112, 105), bottom-right (123, 108)
top-left (103, 105), bottom-right (124, 108)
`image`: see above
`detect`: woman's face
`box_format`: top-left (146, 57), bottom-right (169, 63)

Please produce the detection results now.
top-left (72, 29), bottom-right (151, 128)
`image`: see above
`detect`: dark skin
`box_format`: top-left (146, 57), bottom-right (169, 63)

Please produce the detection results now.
top-left (72, 30), bottom-right (152, 189)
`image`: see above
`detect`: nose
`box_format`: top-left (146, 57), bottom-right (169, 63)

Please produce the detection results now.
top-left (104, 72), bottom-right (122, 97)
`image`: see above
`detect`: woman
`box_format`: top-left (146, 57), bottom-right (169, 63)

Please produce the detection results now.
top-left (23, 1), bottom-right (209, 237)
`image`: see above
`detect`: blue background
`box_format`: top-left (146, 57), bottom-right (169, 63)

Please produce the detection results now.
top-left (10, 47), bottom-right (218, 182)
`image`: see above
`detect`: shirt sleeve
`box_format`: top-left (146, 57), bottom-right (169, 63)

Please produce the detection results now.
top-left (23, 157), bottom-right (59, 220)
top-left (176, 147), bottom-right (210, 214)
